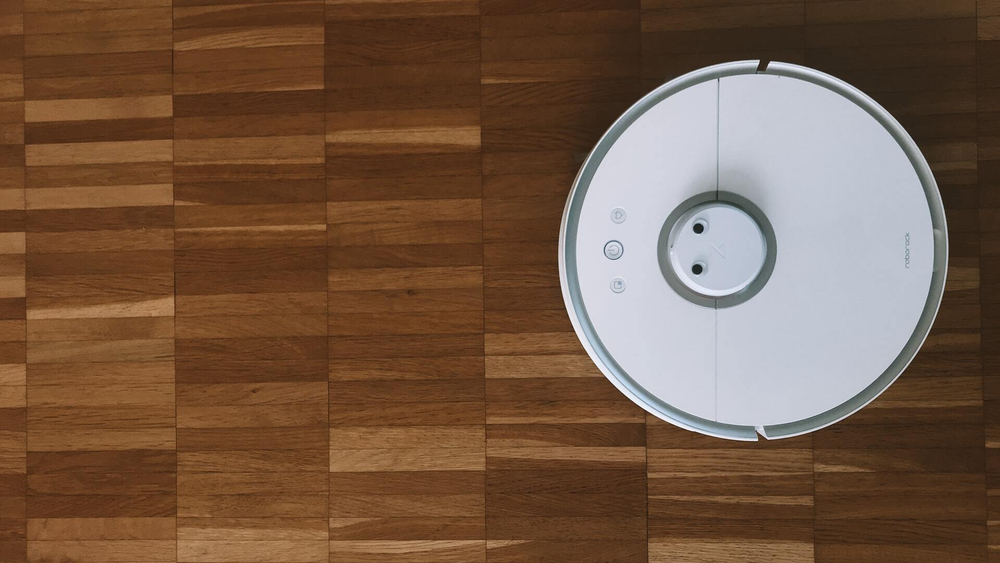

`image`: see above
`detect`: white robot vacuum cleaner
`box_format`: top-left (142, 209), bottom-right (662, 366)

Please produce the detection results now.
top-left (559, 61), bottom-right (948, 440)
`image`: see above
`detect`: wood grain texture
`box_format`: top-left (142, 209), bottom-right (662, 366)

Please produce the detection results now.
top-left (982, 0), bottom-right (1000, 562)
top-left (173, 0), bottom-right (328, 562)
top-left (325, 0), bottom-right (485, 560)
top-left (0, 2), bottom-right (25, 563)
top-left (0, 0), bottom-right (993, 562)
top-left (22, 2), bottom-right (176, 563)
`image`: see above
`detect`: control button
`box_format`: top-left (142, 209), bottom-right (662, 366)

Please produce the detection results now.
top-left (604, 240), bottom-right (623, 260)
top-left (611, 207), bottom-right (627, 224)
top-left (611, 277), bottom-right (626, 293)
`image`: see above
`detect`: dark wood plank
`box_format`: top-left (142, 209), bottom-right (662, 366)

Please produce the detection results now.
top-left (171, 0), bottom-right (329, 560)
top-left (325, 0), bottom-right (485, 561)
top-left (979, 1), bottom-right (1000, 562)
top-left (0, 2), bottom-right (25, 563)
top-left (21, 1), bottom-right (176, 562)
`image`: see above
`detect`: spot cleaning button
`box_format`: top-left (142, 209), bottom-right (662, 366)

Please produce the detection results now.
top-left (610, 277), bottom-right (626, 293)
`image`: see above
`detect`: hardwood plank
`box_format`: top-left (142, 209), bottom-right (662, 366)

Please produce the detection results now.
top-left (171, 1), bottom-right (328, 561)
top-left (325, 1), bottom-right (485, 561)
top-left (21, 2), bottom-right (175, 562)
top-left (0, 2), bottom-right (24, 561)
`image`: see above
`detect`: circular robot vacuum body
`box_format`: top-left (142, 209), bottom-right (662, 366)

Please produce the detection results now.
top-left (558, 61), bottom-right (948, 440)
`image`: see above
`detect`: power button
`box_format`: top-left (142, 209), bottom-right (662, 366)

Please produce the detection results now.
top-left (604, 240), bottom-right (623, 260)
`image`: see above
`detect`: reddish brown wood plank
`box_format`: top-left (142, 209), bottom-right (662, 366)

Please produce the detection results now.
top-left (641, 0), bottom-right (805, 89)
top-left (0, 2), bottom-right (25, 563)
top-left (172, 0), bottom-right (329, 562)
top-left (21, 1), bottom-right (176, 563)
top-left (325, 0), bottom-right (485, 561)
top-left (980, 1), bottom-right (1000, 562)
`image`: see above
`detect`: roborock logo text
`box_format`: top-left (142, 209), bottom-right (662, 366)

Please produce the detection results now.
top-left (904, 232), bottom-right (911, 269)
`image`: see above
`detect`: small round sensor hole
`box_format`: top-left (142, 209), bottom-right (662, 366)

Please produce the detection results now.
top-left (692, 263), bottom-right (704, 276)
top-left (693, 221), bottom-right (706, 234)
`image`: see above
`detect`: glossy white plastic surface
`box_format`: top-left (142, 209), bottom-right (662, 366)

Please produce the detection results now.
top-left (569, 70), bottom-right (935, 429)
top-left (715, 74), bottom-right (933, 425)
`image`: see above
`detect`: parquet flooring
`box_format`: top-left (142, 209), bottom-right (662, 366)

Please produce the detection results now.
top-left (0, 0), bottom-right (994, 561)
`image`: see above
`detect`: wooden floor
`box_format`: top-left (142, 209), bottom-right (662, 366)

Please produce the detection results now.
top-left (0, 0), bottom-right (995, 561)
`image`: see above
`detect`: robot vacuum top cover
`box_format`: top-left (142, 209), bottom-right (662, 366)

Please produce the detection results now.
top-left (558, 61), bottom-right (948, 441)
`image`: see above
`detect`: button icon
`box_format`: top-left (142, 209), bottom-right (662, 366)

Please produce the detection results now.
top-left (604, 240), bottom-right (623, 260)
top-left (611, 207), bottom-right (627, 224)
top-left (611, 277), bottom-right (626, 293)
